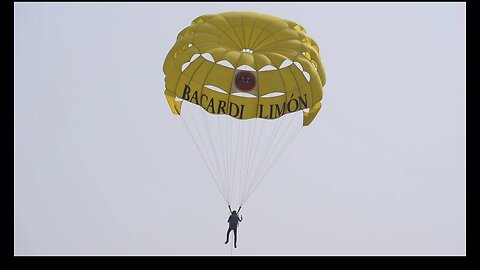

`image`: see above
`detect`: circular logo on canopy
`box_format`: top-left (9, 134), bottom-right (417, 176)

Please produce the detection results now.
top-left (235, 71), bottom-right (256, 92)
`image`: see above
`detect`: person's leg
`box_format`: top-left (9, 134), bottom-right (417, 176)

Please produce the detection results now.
top-left (225, 228), bottom-right (232, 244)
top-left (233, 228), bottom-right (238, 248)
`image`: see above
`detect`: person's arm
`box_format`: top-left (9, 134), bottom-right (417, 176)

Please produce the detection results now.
top-left (228, 205), bottom-right (232, 214)
top-left (237, 206), bottom-right (242, 214)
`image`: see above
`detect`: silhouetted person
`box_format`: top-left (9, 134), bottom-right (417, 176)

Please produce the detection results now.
top-left (225, 205), bottom-right (243, 248)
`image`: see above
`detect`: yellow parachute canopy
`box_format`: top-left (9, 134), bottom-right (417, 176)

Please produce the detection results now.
top-left (163, 11), bottom-right (326, 126)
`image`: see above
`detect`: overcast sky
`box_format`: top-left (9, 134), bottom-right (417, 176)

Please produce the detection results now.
top-left (14, 2), bottom-right (466, 255)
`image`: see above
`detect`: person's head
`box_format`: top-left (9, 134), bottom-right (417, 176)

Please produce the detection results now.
top-left (232, 210), bottom-right (237, 214)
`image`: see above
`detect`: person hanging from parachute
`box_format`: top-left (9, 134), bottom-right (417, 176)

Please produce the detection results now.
top-left (225, 205), bottom-right (243, 248)
top-left (163, 11), bottom-right (326, 248)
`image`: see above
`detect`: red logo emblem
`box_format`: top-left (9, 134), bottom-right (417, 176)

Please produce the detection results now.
top-left (235, 71), bottom-right (256, 92)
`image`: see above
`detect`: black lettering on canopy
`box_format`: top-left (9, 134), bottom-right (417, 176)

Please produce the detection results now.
top-left (182, 84), bottom-right (311, 120)
top-left (182, 84), bottom-right (191, 100)
top-left (191, 91), bottom-right (199, 105)
top-left (217, 100), bottom-right (227, 114)
top-left (287, 98), bottom-right (299, 112)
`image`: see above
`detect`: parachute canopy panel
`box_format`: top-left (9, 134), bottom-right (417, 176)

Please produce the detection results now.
top-left (163, 11), bottom-right (326, 126)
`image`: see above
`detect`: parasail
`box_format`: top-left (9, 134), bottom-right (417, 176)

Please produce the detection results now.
top-left (163, 11), bottom-right (326, 209)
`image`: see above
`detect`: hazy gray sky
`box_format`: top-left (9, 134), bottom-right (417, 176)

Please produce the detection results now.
top-left (14, 2), bottom-right (466, 255)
